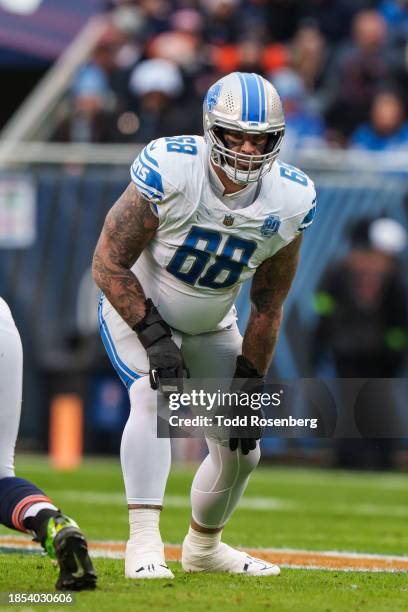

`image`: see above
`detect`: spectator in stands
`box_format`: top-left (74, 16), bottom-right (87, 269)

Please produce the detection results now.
top-left (137, 0), bottom-right (173, 37)
top-left (312, 217), bottom-right (408, 469)
top-left (233, 38), bottom-right (266, 74)
top-left (52, 65), bottom-right (119, 143)
top-left (76, 28), bottom-right (133, 115)
top-left (298, 0), bottom-right (366, 44)
top-left (272, 67), bottom-right (326, 160)
top-left (261, 0), bottom-right (302, 42)
top-left (51, 1), bottom-right (408, 144)
top-left (323, 9), bottom-right (396, 139)
top-left (91, 30), bottom-right (122, 80)
top-left (377, 1), bottom-right (408, 110)
top-left (350, 89), bottom-right (408, 150)
top-left (201, 0), bottom-right (243, 45)
top-left (378, 0), bottom-right (408, 42)
top-left (128, 58), bottom-right (201, 141)
top-left (110, 3), bottom-right (145, 71)
top-left (147, 29), bottom-right (202, 73)
top-left (210, 36), bottom-right (288, 79)
top-left (312, 216), bottom-right (408, 378)
top-left (289, 21), bottom-right (328, 99)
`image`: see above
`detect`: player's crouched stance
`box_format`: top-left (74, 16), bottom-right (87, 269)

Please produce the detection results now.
top-left (92, 72), bottom-right (316, 579)
top-left (0, 298), bottom-right (96, 590)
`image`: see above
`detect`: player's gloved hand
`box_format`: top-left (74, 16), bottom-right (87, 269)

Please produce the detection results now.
top-left (133, 299), bottom-right (189, 396)
top-left (229, 355), bottom-right (265, 455)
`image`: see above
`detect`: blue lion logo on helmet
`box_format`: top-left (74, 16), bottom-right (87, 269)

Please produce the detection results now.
top-left (206, 82), bottom-right (222, 112)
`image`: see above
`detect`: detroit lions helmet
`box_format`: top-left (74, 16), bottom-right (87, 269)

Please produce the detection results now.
top-left (203, 72), bottom-right (285, 184)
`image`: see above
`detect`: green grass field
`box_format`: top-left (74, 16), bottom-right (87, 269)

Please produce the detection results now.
top-left (0, 456), bottom-right (407, 611)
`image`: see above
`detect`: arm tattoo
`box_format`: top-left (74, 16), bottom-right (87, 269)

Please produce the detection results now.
top-left (92, 182), bottom-right (159, 328)
top-left (242, 235), bottom-right (302, 373)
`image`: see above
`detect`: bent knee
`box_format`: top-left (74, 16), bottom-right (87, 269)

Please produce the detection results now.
top-left (210, 442), bottom-right (260, 485)
top-left (238, 444), bottom-right (261, 476)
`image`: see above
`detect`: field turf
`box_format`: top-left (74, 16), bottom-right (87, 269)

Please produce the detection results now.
top-left (0, 456), bottom-right (407, 611)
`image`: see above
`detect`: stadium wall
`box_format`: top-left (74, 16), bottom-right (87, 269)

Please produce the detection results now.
top-left (0, 159), bottom-right (406, 452)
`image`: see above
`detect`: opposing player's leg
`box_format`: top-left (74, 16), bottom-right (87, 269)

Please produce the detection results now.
top-left (181, 324), bottom-right (280, 576)
top-left (0, 300), bottom-right (96, 590)
top-left (99, 294), bottom-right (174, 579)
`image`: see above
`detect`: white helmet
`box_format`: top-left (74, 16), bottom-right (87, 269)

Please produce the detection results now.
top-left (203, 72), bottom-right (285, 184)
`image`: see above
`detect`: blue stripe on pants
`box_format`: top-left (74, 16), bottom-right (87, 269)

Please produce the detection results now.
top-left (98, 296), bottom-right (140, 390)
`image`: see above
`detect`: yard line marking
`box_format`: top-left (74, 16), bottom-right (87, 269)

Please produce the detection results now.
top-left (1, 536), bottom-right (407, 572)
top-left (57, 491), bottom-right (295, 511)
top-left (54, 491), bottom-right (407, 517)
top-left (13, 460), bottom-right (408, 490)
top-left (252, 470), bottom-right (408, 490)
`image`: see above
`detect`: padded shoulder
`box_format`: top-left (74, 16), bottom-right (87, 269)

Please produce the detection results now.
top-left (274, 160), bottom-right (316, 233)
top-left (130, 136), bottom-right (204, 205)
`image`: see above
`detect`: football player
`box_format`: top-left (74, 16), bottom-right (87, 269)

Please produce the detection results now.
top-left (0, 297), bottom-right (96, 590)
top-left (92, 72), bottom-right (316, 578)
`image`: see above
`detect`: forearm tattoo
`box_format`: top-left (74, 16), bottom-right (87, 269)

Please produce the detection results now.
top-left (242, 235), bottom-right (302, 373)
top-left (92, 182), bottom-right (159, 328)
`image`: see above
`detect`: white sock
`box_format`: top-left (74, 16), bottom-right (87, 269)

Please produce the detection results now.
top-left (23, 502), bottom-right (58, 520)
top-left (128, 508), bottom-right (164, 558)
top-left (185, 526), bottom-right (222, 552)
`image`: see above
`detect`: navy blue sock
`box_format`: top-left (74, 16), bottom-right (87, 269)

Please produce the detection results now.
top-left (0, 477), bottom-right (54, 532)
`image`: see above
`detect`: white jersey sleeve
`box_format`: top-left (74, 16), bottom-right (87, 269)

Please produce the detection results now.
top-left (131, 138), bottom-right (178, 204)
top-left (272, 160), bottom-right (317, 244)
top-left (130, 136), bottom-right (202, 224)
top-left (296, 177), bottom-right (317, 234)
top-left (298, 193), bottom-right (317, 232)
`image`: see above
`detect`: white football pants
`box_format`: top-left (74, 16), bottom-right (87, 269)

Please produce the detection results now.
top-left (100, 295), bottom-right (260, 529)
top-left (0, 298), bottom-right (23, 479)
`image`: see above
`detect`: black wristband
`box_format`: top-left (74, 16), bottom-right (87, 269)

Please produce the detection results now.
top-left (133, 299), bottom-right (172, 349)
top-left (235, 355), bottom-right (264, 379)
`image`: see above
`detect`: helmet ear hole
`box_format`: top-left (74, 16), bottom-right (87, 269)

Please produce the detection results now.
top-left (210, 127), bottom-right (233, 169)
top-left (265, 130), bottom-right (284, 154)
top-left (212, 126), bottom-right (225, 144)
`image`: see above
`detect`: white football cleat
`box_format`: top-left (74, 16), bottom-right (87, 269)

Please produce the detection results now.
top-left (125, 541), bottom-right (174, 579)
top-left (182, 538), bottom-right (280, 576)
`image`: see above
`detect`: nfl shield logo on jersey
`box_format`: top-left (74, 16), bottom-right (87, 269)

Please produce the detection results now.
top-left (260, 215), bottom-right (281, 236)
top-left (223, 214), bottom-right (235, 227)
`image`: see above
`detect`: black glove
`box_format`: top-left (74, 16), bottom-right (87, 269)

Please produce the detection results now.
top-left (133, 299), bottom-right (189, 395)
top-left (229, 355), bottom-right (265, 455)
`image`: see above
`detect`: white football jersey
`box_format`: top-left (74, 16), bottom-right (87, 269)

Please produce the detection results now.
top-left (0, 296), bottom-right (14, 330)
top-left (129, 135), bottom-right (316, 335)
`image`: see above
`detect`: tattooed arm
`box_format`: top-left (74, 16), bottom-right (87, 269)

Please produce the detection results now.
top-left (92, 182), bottom-right (159, 328)
top-left (242, 235), bottom-right (302, 374)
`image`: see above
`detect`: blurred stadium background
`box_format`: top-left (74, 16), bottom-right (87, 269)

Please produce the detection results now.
top-left (0, 0), bottom-right (407, 472)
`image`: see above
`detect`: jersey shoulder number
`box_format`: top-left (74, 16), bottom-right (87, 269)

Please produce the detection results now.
top-left (130, 136), bottom-right (200, 205)
top-left (277, 160), bottom-right (309, 187)
top-left (275, 160), bottom-right (317, 233)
